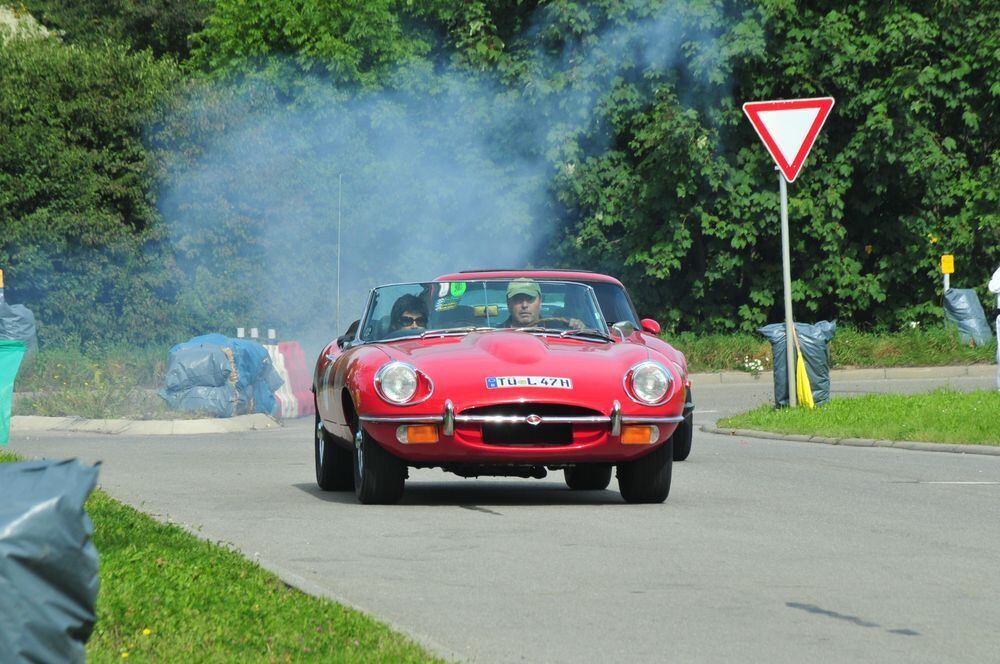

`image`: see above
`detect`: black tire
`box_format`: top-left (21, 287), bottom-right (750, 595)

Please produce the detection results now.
top-left (672, 413), bottom-right (693, 462)
top-left (315, 410), bottom-right (354, 491)
top-left (564, 464), bottom-right (613, 490)
top-left (617, 438), bottom-right (673, 504)
top-left (353, 423), bottom-right (406, 504)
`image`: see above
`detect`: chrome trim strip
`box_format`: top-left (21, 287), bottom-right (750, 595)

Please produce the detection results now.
top-left (455, 414), bottom-right (610, 425)
top-left (611, 400), bottom-right (621, 436)
top-left (621, 415), bottom-right (686, 424)
top-left (359, 415), bottom-right (444, 423)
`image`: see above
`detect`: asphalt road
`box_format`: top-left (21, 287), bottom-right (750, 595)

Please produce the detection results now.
top-left (7, 373), bottom-right (999, 663)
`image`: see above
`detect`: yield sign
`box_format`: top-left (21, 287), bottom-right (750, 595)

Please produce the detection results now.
top-left (742, 97), bottom-right (834, 182)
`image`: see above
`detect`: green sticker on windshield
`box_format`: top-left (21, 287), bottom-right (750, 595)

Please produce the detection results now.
top-left (450, 282), bottom-right (467, 297)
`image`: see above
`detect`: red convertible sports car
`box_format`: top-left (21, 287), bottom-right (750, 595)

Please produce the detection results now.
top-left (436, 269), bottom-right (695, 461)
top-left (313, 275), bottom-right (691, 504)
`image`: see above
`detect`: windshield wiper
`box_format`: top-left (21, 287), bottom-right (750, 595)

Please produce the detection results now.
top-left (419, 326), bottom-right (493, 339)
top-left (511, 326), bottom-right (562, 334)
top-left (559, 328), bottom-right (614, 342)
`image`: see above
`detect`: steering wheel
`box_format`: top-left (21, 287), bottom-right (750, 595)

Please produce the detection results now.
top-left (535, 317), bottom-right (572, 328)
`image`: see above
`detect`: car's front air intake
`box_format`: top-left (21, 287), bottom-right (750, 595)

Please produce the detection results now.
top-left (458, 404), bottom-right (603, 446)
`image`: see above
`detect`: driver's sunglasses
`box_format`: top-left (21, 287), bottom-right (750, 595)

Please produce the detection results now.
top-left (400, 315), bottom-right (426, 326)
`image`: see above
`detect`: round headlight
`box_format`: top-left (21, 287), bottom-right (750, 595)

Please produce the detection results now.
top-left (376, 362), bottom-right (418, 404)
top-left (629, 362), bottom-right (672, 404)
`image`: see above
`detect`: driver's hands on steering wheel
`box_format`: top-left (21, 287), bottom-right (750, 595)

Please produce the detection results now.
top-left (532, 317), bottom-right (585, 330)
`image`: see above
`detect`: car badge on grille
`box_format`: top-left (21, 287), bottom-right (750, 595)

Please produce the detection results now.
top-left (526, 414), bottom-right (542, 426)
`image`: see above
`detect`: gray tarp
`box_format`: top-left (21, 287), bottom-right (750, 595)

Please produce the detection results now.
top-left (759, 321), bottom-right (837, 408)
top-left (943, 288), bottom-right (992, 347)
top-left (0, 301), bottom-right (38, 357)
top-left (0, 459), bottom-right (100, 663)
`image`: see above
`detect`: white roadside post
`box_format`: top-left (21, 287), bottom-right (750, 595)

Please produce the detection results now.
top-left (743, 97), bottom-right (835, 408)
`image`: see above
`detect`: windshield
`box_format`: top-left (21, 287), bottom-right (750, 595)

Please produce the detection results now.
top-left (358, 280), bottom-right (610, 342)
top-left (587, 281), bottom-right (639, 326)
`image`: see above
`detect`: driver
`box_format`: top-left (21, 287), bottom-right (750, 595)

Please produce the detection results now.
top-left (505, 278), bottom-right (543, 327)
top-left (389, 294), bottom-right (428, 332)
top-left (501, 278), bottom-right (584, 329)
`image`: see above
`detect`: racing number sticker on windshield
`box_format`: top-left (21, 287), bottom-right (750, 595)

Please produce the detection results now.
top-left (486, 376), bottom-right (573, 389)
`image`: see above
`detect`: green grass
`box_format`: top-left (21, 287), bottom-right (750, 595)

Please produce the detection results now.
top-left (0, 451), bottom-right (441, 663)
top-left (718, 389), bottom-right (1000, 446)
top-left (13, 344), bottom-right (173, 419)
top-left (673, 325), bottom-right (996, 373)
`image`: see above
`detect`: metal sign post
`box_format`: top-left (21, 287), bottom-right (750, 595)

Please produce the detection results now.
top-left (778, 172), bottom-right (796, 407)
top-left (743, 96), bottom-right (835, 408)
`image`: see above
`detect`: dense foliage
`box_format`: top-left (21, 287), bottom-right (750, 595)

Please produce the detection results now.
top-left (1, 0), bottom-right (997, 348)
top-left (0, 35), bottom-right (183, 345)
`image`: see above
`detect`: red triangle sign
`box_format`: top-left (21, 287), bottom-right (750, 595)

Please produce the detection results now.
top-left (742, 97), bottom-right (834, 183)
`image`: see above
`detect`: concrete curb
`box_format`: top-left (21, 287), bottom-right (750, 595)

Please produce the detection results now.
top-left (10, 413), bottom-right (282, 436)
top-left (689, 364), bottom-right (996, 385)
top-left (700, 424), bottom-right (1000, 456)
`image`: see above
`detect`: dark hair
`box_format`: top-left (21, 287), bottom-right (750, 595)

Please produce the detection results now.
top-left (390, 294), bottom-right (427, 328)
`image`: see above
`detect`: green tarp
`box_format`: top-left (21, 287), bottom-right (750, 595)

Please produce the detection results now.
top-left (0, 340), bottom-right (25, 445)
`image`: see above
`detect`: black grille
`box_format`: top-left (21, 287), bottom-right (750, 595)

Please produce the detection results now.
top-left (466, 404), bottom-right (599, 447)
top-left (464, 404), bottom-right (600, 417)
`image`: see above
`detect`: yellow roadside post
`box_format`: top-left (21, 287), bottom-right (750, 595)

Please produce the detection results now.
top-left (941, 254), bottom-right (954, 293)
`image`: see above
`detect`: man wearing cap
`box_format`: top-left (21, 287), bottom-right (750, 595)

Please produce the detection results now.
top-left (501, 278), bottom-right (584, 329)
top-left (504, 278), bottom-right (543, 327)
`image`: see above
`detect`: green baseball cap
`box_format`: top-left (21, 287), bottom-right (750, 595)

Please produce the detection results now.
top-left (506, 278), bottom-right (540, 299)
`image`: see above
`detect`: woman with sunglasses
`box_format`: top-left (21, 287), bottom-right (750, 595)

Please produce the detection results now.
top-left (389, 294), bottom-right (428, 332)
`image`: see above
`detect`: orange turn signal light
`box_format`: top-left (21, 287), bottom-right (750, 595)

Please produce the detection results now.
top-left (396, 425), bottom-right (439, 444)
top-left (621, 425), bottom-right (658, 445)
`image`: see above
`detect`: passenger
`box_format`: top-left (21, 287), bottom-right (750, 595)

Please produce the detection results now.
top-left (389, 294), bottom-right (428, 333)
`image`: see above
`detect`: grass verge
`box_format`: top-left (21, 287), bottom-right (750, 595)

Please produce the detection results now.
top-left (0, 451), bottom-right (440, 663)
top-left (717, 389), bottom-right (1000, 446)
top-left (675, 325), bottom-right (995, 373)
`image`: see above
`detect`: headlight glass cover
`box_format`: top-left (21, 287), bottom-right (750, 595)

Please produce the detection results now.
top-left (376, 362), bottom-right (419, 404)
top-left (629, 361), bottom-right (672, 404)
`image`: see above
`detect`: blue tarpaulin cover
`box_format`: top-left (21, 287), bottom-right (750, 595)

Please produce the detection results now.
top-left (159, 334), bottom-right (283, 417)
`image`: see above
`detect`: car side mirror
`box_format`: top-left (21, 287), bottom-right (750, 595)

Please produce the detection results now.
top-left (640, 318), bottom-right (661, 335)
top-left (611, 321), bottom-right (636, 339)
top-left (337, 319), bottom-right (360, 349)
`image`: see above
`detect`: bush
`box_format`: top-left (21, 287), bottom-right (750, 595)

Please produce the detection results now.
top-left (0, 35), bottom-right (186, 347)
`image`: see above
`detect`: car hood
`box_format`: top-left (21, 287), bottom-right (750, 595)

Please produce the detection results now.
top-left (373, 330), bottom-right (676, 413)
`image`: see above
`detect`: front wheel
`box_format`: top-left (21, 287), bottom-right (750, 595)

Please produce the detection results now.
top-left (353, 424), bottom-right (406, 504)
top-left (672, 414), bottom-right (693, 461)
top-left (617, 439), bottom-right (673, 504)
top-left (564, 464), bottom-right (613, 490)
top-left (315, 411), bottom-right (353, 491)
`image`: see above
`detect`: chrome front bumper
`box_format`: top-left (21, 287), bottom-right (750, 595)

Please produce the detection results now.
top-left (358, 399), bottom-right (686, 436)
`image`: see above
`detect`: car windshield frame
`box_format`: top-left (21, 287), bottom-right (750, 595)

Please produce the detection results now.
top-left (355, 279), bottom-right (611, 344)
